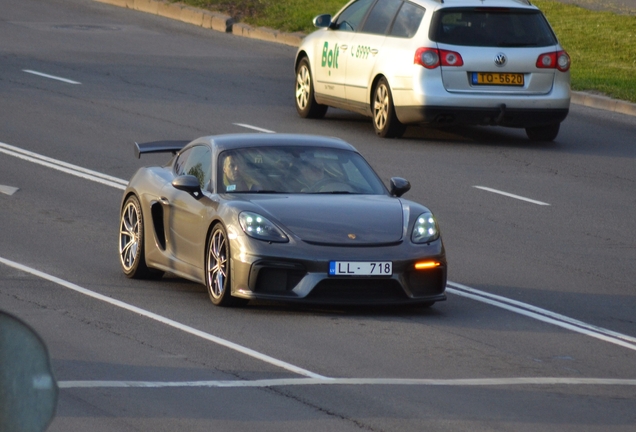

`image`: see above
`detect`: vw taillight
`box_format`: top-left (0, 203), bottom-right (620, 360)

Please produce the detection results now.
top-left (536, 50), bottom-right (570, 72)
top-left (415, 48), bottom-right (464, 69)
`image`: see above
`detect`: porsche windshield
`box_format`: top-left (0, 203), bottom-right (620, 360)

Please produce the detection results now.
top-left (218, 146), bottom-right (387, 194)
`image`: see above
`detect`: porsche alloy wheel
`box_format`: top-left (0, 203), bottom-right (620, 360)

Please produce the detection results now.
top-left (295, 58), bottom-right (328, 119)
top-left (206, 224), bottom-right (247, 306)
top-left (119, 195), bottom-right (161, 279)
top-left (373, 78), bottom-right (406, 138)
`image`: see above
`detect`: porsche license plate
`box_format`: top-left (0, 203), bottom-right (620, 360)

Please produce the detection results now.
top-left (329, 261), bottom-right (392, 276)
top-left (472, 72), bottom-right (524, 86)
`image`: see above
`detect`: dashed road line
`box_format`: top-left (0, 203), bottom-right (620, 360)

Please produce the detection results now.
top-left (0, 185), bottom-right (19, 196)
top-left (473, 186), bottom-right (550, 206)
top-left (233, 123), bottom-right (275, 133)
top-left (23, 69), bottom-right (81, 85)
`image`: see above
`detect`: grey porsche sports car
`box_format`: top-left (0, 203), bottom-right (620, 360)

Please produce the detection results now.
top-left (119, 133), bottom-right (447, 307)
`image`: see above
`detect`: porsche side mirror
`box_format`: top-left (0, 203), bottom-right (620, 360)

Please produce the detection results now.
top-left (0, 311), bottom-right (58, 432)
top-left (172, 175), bottom-right (204, 200)
top-left (313, 14), bottom-right (332, 28)
top-left (390, 177), bottom-right (411, 197)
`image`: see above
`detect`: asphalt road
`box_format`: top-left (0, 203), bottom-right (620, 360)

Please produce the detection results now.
top-left (1, 0), bottom-right (636, 431)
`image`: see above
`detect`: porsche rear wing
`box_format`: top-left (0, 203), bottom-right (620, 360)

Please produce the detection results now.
top-left (134, 140), bottom-right (190, 159)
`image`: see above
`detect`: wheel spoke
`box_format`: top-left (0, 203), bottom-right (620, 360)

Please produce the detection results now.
top-left (120, 202), bottom-right (141, 270)
top-left (207, 230), bottom-right (228, 299)
top-left (374, 85), bottom-right (390, 130)
top-left (296, 67), bottom-right (310, 109)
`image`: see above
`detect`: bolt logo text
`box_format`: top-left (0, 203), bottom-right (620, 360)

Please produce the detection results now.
top-left (321, 42), bottom-right (340, 69)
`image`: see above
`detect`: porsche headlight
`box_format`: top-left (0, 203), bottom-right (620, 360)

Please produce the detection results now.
top-left (239, 212), bottom-right (288, 243)
top-left (411, 211), bottom-right (440, 244)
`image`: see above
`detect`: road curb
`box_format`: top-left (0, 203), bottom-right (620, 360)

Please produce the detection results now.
top-left (570, 92), bottom-right (636, 117)
top-left (94, 0), bottom-right (636, 117)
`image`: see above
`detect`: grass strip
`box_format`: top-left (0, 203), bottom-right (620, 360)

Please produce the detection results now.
top-left (534, 0), bottom-right (636, 102)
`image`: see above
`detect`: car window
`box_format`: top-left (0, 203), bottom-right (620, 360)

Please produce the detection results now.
top-left (217, 146), bottom-right (387, 194)
top-left (175, 145), bottom-right (211, 189)
top-left (333, 0), bottom-right (375, 32)
top-left (174, 147), bottom-right (191, 177)
top-left (430, 8), bottom-right (557, 47)
top-left (360, 0), bottom-right (403, 35)
top-left (389, 2), bottom-right (425, 38)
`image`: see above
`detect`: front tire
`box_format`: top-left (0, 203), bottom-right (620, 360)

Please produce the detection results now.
top-left (206, 224), bottom-right (247, 307)
top-left (295, 57), bottom-right (328, 119)
top-left (373, 77), bottom-right (406, 138)
top-left (525, 123), bottom-right (560, 142)
top-left (119, 195), bottom-right (162, 279)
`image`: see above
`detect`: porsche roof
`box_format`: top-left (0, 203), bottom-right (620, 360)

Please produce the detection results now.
top-left (135, 133), bottom-right (357, 159)
top-left (200, 133), bottom-right (357, 152)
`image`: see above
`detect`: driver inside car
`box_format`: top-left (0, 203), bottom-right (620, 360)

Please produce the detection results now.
top-left (222, 153), bottom-right (259, 192)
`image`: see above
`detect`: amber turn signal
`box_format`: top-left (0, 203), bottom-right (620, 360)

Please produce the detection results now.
top-left (415, 261), bottom-right (441, 270)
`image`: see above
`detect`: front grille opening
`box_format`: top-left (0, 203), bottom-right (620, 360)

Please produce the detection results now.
top-left (407, 269), bottom-right (446, 297)
top-left (254, 268), bottom-right (305, 294)
top-left (306, 279), bottom-right (407, 303)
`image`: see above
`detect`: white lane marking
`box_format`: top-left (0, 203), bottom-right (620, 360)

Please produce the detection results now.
top-left (2, 143), bottom-right (635, 352)
top-left (58, 377), bottom-right (636, 389)
top-left (473, 186), bottom-right (550, 206)
top-left (23, 69), bottom-right (81, 85)
top-left (448, 282), bottom-right (636, 345)
top-left (0, 185), bottom-right (19, 196)
top-left (447, 283), bottom-right (636, 352)
top-left (233, 123), bottom-right (275, 133)
top-left (0, 142), bottom-right (127, 190)
top-left (0, 256), bottom-right (328, 380)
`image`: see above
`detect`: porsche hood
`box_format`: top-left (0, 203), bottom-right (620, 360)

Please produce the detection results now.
top-left (251, 195), bottom-right (405, 246)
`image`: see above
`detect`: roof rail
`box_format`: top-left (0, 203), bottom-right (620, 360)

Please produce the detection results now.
top-left (436, 0), bottom-right (532, 4)
top-left (431, 0), bottom-right (532, 5)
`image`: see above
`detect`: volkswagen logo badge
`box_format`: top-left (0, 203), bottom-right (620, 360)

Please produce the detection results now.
top-left (494, 53), bottom-right (507, 67)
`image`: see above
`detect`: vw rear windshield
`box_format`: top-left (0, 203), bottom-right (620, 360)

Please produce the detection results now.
top-left (430, 8), bottom-right (558, 47)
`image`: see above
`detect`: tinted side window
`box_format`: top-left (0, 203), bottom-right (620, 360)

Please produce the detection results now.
top-left (390, 2), bottom-right (425, 38)
top-left (174, 148), bottom-right (192, 177)
top-left (333, 0), bottom-right (375, 32)
top-left (430, 8), bottom-right (557, 47)
top-left (176, 145), bottom-right (211, 189)
top-left (360, 0), bottom-right (403, 35)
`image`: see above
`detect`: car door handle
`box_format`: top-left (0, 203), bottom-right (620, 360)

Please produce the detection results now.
top-left (340, 44), bottom-right (348, 51)
top-left (371, 49), bottom-right (378, 55)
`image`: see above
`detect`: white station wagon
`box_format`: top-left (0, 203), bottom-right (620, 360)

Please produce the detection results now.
top-left (294, 0), bottom-right (571, 141)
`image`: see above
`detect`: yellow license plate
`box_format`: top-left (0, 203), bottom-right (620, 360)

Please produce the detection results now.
top-left (472, 72), bottom-right (524, 86)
